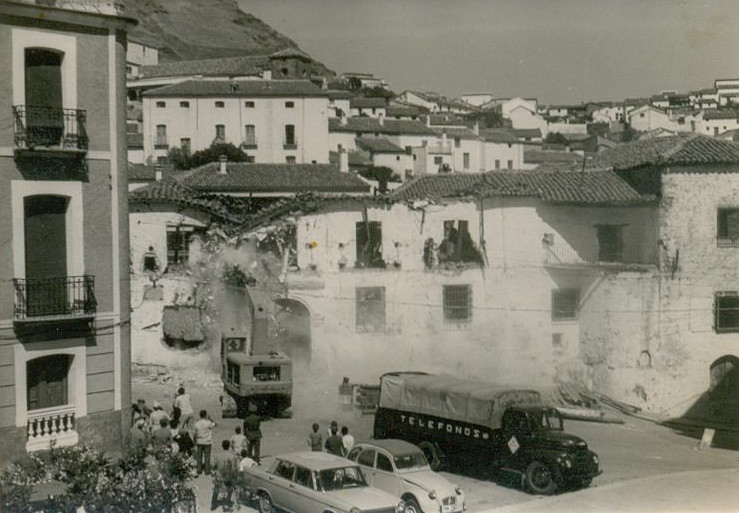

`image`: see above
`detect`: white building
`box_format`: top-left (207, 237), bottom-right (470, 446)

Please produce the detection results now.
top-left (627, 105), bottom-right (676, 133)
top-left (699, 110), bottom-right (739, 137)
top-left (141, 79), bottom-right (331, 165)
top-left (461, 92), bottom-right (494, 107)
top-left (715, 78), bottom-right (739, 106)
top-left (126, 39), bottom-right (158, 79)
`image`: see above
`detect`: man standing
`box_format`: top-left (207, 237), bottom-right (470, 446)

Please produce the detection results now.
top-left (341, 426), bottom-right (355, 456)
top-left (324, 426), bottom-right (343, 456)
top-left (128, 418), bottom-right (149, 458)
top-left (242, 405), bottom-right (264, 464)
top-left (193, 409), bottom-right (216, 475)
top-left (174, 387), bottom-right (195, 430)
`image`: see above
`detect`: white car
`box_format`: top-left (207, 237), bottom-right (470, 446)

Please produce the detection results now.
top-left (347, 440), bottom-right (466, 513)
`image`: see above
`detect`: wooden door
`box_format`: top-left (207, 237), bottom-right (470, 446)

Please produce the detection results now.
top-left (25, 48), bottom-right (64, 146)
top-left (27, 355), bottom-right (71, 410)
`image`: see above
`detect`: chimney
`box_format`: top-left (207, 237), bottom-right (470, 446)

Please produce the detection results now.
top-left (473, 121), bottom-right (479, 135)
top-left (262, 69), bottom-right (272, 81)
top-left (321, 77), bottom-right (328, 90)
top-left (219, 154), bottom-right (228, 175)
top-left (338, 145), bottom-right (349, 173)
top-left (378, 112), bottom-right (385, 126)
top-left (441, 131), bottom-right (448, 148)
top-left (154, 165), bottom-right (163, 181)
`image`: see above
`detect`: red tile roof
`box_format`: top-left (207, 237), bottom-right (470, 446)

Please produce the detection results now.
top-left (174, 162), bottom-right (370, 194)
top-left (143, 79), bottom-right (328, 98)
top-left (128, 180), bottom-right (234, 220)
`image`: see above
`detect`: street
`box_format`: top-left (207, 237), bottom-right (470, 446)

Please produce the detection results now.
top-left (132, 366), bottom-right (739, 513)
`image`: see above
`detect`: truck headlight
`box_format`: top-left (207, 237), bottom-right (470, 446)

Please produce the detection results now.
top-left (428, 491), bottom-right (437, 500)
top-left (395, 500), bottom-right (405, 513)
top-left (556, 454), bottom-right (573, 468)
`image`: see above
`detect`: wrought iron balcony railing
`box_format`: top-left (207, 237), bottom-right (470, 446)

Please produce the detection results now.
top-left (13, 105), bottom-right (89, 152)
top-left (13, 275), bottom-right (96, 320)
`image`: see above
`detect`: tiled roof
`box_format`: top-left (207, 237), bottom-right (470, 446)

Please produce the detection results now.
top-left (143, 79), bottom-right (328, 98)
top-left (327, 90), bottom-right (353, 100)
top-left (139, 55), bottom-right (268, 79)
top-left (128, 163), bottom-right (179, 182)
top-left (350, 97), bottom-right (387, 108)
top-left (392, 170), bottom-right (653, 205)
top-left (717, 129), bottom-right (739, 142)
top-left (329, 117), bottom-right (437, 135)
top-left (427, 114), bottom-right (467, 126)
top-left (128, 180), bottom-right (233, 220)
top-left (479, 129), bottom-right (520, 144)
top-left (174, 163), bottom-right (371, 194)
top-left (524, 150), bottom-right (583, 164)
top-left (624, 98), bottom-right (650, 107)
top-left (703, 109), bottom-right (739, 120)
top-left (269, 48), bottom-right (312, 61)
top-left (329, 150), bottom-right (372, 167)
top-left (589, 133), bottom-right (739, 170)
top-left (386, 105), bottom-right (427, 118)
top-left (512, 128), bottom-right (543, 139)
top-left (356, 138), bottom-right (405, 153)
top-left (431, 127), bottom-right (480, 140)
top-left (127, 132), bottom-right (143, 149)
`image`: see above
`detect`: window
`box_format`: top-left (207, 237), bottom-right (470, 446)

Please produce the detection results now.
top-left (463, 152), bottom-right (470, 170)
top-left (274, 460), bottom-right (296, 480)
top-left (434, 156), bottom-right (443, 165)
top-left (356, 287), bottom-right (386, 333)
top-left (156, 156), bottom-right (168, 165)
top-left (179, 101), bottom-right (189, 108)
top-left (437, 220), bottom-right (480, 265)
top-left (286, 156), bottom-right (296, 164)
top-left (155, 125), bottom-right (167, 147)
top-left (355, 221), bottom-right (383, 268)
top-left (357, 449), bottom-right (375, 467)
top-left (215, 124), bottom-right (226, 141)
top-left (27, 355), bottom-right (71, 410)
top-left (597, 225), bottom-right (623, 262)
top-left (166, 226), bottom-right (201, 270)
top-left (454, 137), bottom-right (461, 148)
top-left (552, 289), bottom-right (580, 321)
top-left (156, 101), bottom-right (166, 108)
top-left (376, 453), bottom-right (393, 472)
top-left (507, 160), bottom-right (513, 170)
top-left (285, 101), bottom-right (295, 108)
top-left (717, 208), bottom-right (739, 246)
top-left (443, 284), bottom-right (472, 324)
top-left (715, 292), bottom-right (739, 333)
top-left (180, 138), bottom-right (191, 152)
top-left (495, 159), bottom-right (501, 170)
top-left (244, 124), bottom-right (256, 146)
top-left (215, 101), bottom-right (225, 108)
top-left (284, 124), bottom-right (296, 147)
top-left (245, 101), bottom-right (255, 108)
top-left (347, 447), bottom-right (362, 461)
top-left (396, 155), bottom-right (400, 161)
top-left (226, 361), bottom-right (240, 385)
top-left (295, 466), bottom-right (313, 489)
top-left (405, 169), bottom-right (413, 180)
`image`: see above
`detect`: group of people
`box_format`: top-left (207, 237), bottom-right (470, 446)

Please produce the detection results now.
top-left (309, 420), bottom-right (355, 457)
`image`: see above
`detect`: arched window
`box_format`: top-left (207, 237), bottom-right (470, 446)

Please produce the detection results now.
top-left (27, 354), bottom-right (72, 410)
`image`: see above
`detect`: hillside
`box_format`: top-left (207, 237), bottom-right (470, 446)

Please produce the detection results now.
top-left (125, 0), bottom-right (334, 75)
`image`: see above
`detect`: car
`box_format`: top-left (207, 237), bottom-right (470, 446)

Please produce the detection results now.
top-left (242, 451), bottom-right (406, 513)
top-left (347, 440), bottom-right (466, 513)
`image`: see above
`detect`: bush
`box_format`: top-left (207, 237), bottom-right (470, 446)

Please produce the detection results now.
top-left (190, 143), bottom-right (249, 169)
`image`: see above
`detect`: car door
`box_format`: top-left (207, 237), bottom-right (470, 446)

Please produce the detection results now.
top-left (373, 450), bottom-right (403, 497)
top-left (282, 465), bottom-right (324, 513)
top-left (355, 448), bottom-right (377, 486)
top-left (268, 459), bottom-right (297, 510)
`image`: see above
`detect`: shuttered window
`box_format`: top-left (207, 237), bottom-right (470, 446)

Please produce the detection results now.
top-left (552, 289), bottom-right (580, 321)
top-left (717, 208), bottom-right (739, 246)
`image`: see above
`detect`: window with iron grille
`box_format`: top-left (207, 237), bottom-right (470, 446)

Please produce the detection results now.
top-left (355, 221), bottom-right (384, 268)
top-left (443, 285), bottom-right (472, 324)
top-left (356, 287), bottom-right (386, 333)
top-left (285, 101), bottom-right (295, 108)
top-left (715, 292), bottom-right (739, 333)
top-left (717, 208), bottom-right (739, 247)
top-left (245, 101), bottom-right (255, 108)
top-left (552, 288), bottom-right (579, 321)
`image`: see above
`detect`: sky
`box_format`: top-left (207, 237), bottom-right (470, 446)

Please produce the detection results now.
top-left (239, 0), bottom-right (739, 105)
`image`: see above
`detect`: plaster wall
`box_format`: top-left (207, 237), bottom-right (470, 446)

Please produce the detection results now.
top-left (482, 141), bottom-right (524, 171)
top-left (372, 153), bottom-right (414, 180)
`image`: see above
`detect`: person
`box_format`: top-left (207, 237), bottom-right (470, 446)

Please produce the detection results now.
top-left (242, 405), bottom-right (264, 464)
top-left (324, 426), bottom-right (343, 456)
top-left (142, 245), bottom-right (161, 273)
top-left (152, 417), bottom-right (173, 452)
top-left (326, 420), bottom-right (338, 438)
top-left (149, 401), bottom-right (169, 431)
top-left (137, 399), bottom-right (152, 420)
top-left (341, 426), bottom-right (355, 456)
top-left (308, 423), bottom-right (322, 452)
top-left (211, 440), bottom-right (239, 511)
top-left (193, 409), bottom-right (217, 475)
top-left (172, 418), bottom-right (194, 457)
top-left (238, 449), bottom-right (258, 471)
top-left (128, 418), bottom-right (149, 458)
top-left (230, 426), bottom-right (247, 457)
top-left (174, 387), bottom-right (195, 430)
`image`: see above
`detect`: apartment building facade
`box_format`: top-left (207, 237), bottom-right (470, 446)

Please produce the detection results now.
top-left (0, 1), bottom-right (133, 464)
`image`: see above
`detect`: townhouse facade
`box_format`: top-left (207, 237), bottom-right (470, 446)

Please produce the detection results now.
top-left (0, 0), bottom-right (133, 463)
top-left (141, 79), bottom-right (331, 165)
top-left (249, 135), bottom-right (739, 422)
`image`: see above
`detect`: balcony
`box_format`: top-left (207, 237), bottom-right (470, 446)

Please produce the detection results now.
top-left (13, 105), bottom-right (88, 155)
top-left (543, 242), bottom-right (657, 270)
top-left (154, 136), bottom-right (169, 150)
top-left (12, 0), bottom-right (125, 16)
top-left (26, 404), bottom-right (78, 452)
top-left (717, 237), bottom-right (739, 248)
top-left (283, 137), bottom-right (298, 150)
top-left (14, 275), bottom-right (96, 322)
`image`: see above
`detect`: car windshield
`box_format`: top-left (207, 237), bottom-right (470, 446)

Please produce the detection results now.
top-left (318, 466), bottom-right (368, 492)
top-left (532, 410), bottom-right (564, 431)
top-left (393, 451), bottom-right (429, 471)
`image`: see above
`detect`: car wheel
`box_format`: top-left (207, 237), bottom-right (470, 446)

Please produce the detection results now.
top-left (418, 441), bottom-right (442, 471)
top-left (404, 498), bottom-right (423, 513)
top-left (581, 478), bottom-right (592, 488)
top-left (258, 492), bottom-right (274, 513)
top-left (524, 461), bottom-right (557, 495)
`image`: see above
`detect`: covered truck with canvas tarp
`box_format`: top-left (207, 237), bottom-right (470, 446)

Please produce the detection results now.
top-left (373, 372), bottom-right (601, 495)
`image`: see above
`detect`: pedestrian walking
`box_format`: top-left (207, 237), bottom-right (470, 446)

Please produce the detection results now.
top-left (341, 426), bottom-right (355, 456)
top-left (308, 423), bottom-right (323, 452)
top-left (193, 409), bottom-right (217, 475)
top-left (174, 387), bottom-right (195, 430)
top-left (324, 426), bottom-right (343, 456)
top-left (230, 426), bottom-right (247, 456)
top-left (242, 405), bottom-right (264, 464)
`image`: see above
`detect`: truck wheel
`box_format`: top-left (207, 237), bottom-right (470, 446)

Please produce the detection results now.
top-left (418, 441), bottom-right (443, 471)
top-left (581, 478), bottom-right (592, 488)
top-left (404, 498), bottom-right (422, 513)
top-left (258, 492), bottom-right (274, 513)
top-left (524, 461), bottom-right (557, 495)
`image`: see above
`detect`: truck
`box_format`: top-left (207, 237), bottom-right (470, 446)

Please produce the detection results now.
top-left (220, 286), bottom-right (292, 417)
top-left (373, 372), bottom-right (600, 495)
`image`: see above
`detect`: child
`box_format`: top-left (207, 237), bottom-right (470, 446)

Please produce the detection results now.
top-left (230, 426), bottom-right (247, 456)
top-left (308, 423), bottom-right (322, 452)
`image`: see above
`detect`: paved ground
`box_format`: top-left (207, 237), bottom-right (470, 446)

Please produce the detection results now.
top-left (132, 369), bottom-right (739, 513)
